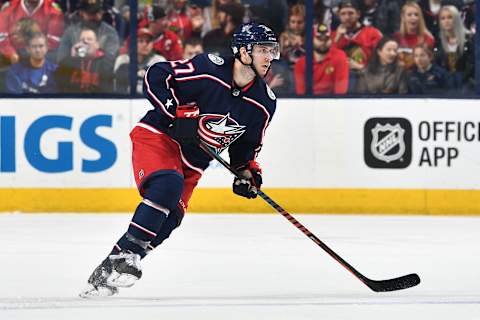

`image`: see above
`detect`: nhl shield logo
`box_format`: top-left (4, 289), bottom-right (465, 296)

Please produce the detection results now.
top-left (370, 123), bottom-right (405, 163)
top-left (364, 118), bottom-right (412, 169)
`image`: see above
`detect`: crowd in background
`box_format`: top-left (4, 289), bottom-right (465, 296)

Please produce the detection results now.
top-left (0, 0), bottom-right (475, 96)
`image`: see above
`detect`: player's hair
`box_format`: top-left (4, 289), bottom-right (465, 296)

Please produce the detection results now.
top-left (438, 5), bottom-right (466, 56)
top-left (399, 1), bottom-right (432, 42)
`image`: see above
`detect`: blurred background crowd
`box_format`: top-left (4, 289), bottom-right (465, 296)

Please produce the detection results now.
top-left (0, 0), bottom-right (476, 96)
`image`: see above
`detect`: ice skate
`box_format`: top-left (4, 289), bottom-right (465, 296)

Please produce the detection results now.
top-left (106, 251), bottom-right (142, 288)
top-left (79, 258), bottom-right (119, 298)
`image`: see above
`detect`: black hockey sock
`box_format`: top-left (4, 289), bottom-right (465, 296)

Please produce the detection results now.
top-left (111, 201), bottom-right (168, 257)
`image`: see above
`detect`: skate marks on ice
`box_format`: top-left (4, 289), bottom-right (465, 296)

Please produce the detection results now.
top-left (1, 294), bottom-right (480, 311)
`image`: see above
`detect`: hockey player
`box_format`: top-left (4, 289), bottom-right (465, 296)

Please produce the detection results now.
top-left (80, 22), bottom-right (280, 297)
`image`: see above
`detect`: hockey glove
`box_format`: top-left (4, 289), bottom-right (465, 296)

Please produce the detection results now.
top-left (170, 104), bottom-right (200, 145)
top-left (233, 160), bottom-right (263, 199)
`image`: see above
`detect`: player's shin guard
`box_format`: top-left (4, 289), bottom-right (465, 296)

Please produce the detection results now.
top-left (112, 172), bottom-right (184, 257)
top-left (112, 201), bottom-right (170, 257)
top-left (145, 208), bottom-right (184, 255)
top-left (106, 173), bottom-right (184, 288)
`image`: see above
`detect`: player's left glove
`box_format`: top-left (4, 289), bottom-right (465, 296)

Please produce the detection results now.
top-left (170, 104), bottom-right (200, 145)
top-left (232, 160), bottom-right (263, 199)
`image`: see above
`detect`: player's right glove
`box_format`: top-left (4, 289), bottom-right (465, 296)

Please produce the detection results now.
top-left (232, 160), bottom-right (263, 199)
top-left (170, 104), bottom-right (200, 145)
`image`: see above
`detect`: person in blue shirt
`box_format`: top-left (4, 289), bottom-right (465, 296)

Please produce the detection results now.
top-left (5, 32), bottom-right (58, 94)
top-left (408, 43), bottom-right (452, 95)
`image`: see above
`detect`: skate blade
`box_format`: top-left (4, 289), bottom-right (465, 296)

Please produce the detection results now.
top-left (107, 270), bottom-right (139, 288)
top-left (79, 283), bottom-right (118, 298)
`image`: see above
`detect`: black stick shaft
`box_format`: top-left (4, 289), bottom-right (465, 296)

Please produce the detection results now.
top-left (199, 142), bottom-right (420, 292)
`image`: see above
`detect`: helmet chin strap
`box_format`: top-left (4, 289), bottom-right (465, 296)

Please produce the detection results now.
top-left (237, 52), bottom-right (270, 79)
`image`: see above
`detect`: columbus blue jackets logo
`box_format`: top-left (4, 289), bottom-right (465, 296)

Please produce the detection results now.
top-left (198, 114), bottom-right (246, 153)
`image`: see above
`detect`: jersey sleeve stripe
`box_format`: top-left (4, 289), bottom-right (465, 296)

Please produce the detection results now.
top-left (144, 66), bottom-right (175, 119)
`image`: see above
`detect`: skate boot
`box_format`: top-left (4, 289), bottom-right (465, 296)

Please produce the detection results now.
top-left (79, 258), bottom-right (119, 298)
top-left (106, 251), bottom-right (142, 288)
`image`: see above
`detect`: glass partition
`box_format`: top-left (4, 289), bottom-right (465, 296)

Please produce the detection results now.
top-left (0, 0), bottom-right (476, 97)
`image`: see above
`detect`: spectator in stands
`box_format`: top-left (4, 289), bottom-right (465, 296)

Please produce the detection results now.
top-left (408, 43), bottom-right (451, 94)
top-left (0, 0), bottom-right (64, 66)
top-left (188, 2), bottom-right (207, 38)
top-left (166, 0), bottom-right (193, 41)
top-left (202, 0), bottom-right (242, 36)
top-left (394, 1), bottom-right (435, 70)
top-left (294, 24), bottom-right (349, 95)
top-left (61, 0), bottom-right (127, 41)
top-left (56, 27), bottom-right (114, 93)
top-left (359, 0), bottom-right (402, 37)
top-left (264, 59), bottom-right (294, 96)
top-left (418, 0), bottom-right (463, 40)
top-left (203, 2), bottom-right (245, 56)
top-left (331, 0), bottom-right (382, 91)
top-left (148, 5), bottom-right (183, 61)
top-left (57, 0), bottom-right (119, 70)
top-left (114, 28), bottom-right (165, 94)
top-left (7, 17), bottom-right (42, 58)
top-left (314, 0), bottom-right (333, 26)
top-left (242, 0), bottom-right (289, 35)
top-left (279, 4), bottom-right (306, 67)
top-left (183, 37), bottom-right (204, 59)
top-left (461, 0), bottom-right (475, 34)
top-left (434, 4), bottom-right (474, 91)
top-left (356, 37), bottom-right (408, 94)
top-left (5, 32), bottom-right (58, 93)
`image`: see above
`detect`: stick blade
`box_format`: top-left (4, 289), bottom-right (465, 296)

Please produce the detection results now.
top-left (366, 273), bottom-right (421, 292)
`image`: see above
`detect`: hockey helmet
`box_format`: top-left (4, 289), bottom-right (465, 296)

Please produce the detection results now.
top-left (231, 22), bottom-right (280, 60)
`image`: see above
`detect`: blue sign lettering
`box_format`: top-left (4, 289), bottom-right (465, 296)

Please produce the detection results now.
top-left (0, 115), bottom-right (117, 173)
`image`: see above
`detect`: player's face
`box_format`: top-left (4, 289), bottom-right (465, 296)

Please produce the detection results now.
top-left (403, 6), bottom-right (420, 32)
top-left (439, 9), bottom-right (454, 32)
top-left (339, 8), bottom-right (359, 28)
top-left (251, 45), bottom-right (276, 76)
top-left (377, 40), bottom-right (398, 65)
top-left (413, 47), bottom-right (431, 70)
top-left (27, 36), bottom-right (47, 60)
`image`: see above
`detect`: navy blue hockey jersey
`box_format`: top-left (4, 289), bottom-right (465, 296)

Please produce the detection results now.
top-left (141, 53), bottom-right (277, 172)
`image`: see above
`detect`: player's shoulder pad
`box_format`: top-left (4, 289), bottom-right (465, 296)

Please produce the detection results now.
top-left (207, 53), bottom-right (225, 66)
top-left (187, 53), bottom-right (232, 78)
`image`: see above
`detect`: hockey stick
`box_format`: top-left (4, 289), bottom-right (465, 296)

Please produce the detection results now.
top-left (199, 141), bottom-right (420, 292)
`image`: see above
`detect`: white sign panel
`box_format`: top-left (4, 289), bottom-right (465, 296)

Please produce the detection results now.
top-left (0, 99), bottom-right (132, 187)
top-left (258, 98), bottom-right (480, 189)
top-left (2, 98), bottom-right (480, 189)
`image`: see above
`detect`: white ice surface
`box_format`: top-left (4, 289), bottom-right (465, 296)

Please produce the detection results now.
top-left (0, 213), bottom-right (479, 320)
